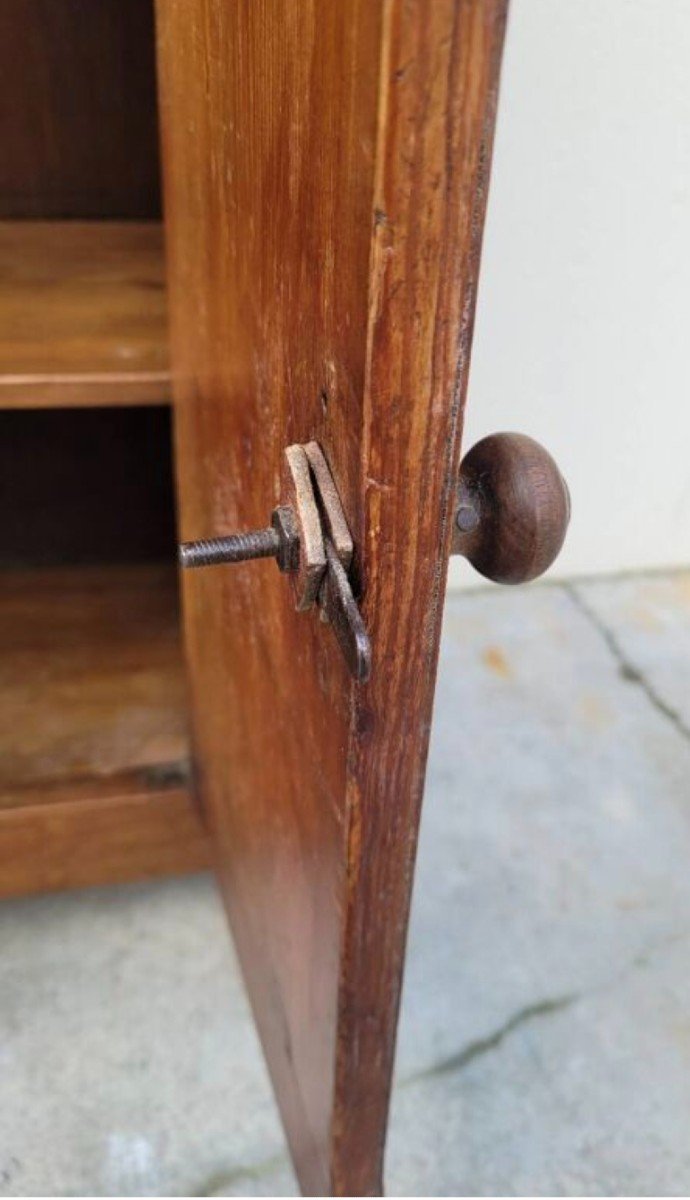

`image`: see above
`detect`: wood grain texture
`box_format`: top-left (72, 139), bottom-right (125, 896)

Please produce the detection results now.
top-left (453, 432), bottom-right (571, 583)
top-left (0, 564), bottom-right (187, 794)
top-left (156, 0), bottom-right (507, 1192)
top-left (0, 776), bottom-right (209, 899)
top-left (0, 561), bottom-right (208, 895)
top-left (0, 0), bottom-right (161, 219)
top-left (0, 222), bottom-right (169, 408)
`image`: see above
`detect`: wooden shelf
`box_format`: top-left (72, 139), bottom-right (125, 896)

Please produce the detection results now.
top-left (0, 563), bottom-right (209, 895)
top-left (0, 221), bottom-right (170, 408)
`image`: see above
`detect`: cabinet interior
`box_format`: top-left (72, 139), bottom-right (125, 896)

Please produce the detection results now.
top-left (0, 1), bottom-right (208, 895)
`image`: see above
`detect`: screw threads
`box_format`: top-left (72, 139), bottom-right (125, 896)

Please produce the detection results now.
top-left (178, 527), bottom-right (280, 569)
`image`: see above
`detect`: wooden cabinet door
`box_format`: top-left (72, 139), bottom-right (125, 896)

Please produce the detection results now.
top-left (155, 1), bottom-right (508, 1193)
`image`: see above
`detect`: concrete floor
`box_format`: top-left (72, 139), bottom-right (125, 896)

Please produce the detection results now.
top-left (2, 571), bottom-right (690, 1196)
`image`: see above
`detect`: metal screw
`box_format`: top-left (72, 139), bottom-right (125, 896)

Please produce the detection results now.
top-left (178, 506), bottom-right (299, 573)
top-left (179, 527), bottom-right (279, 568)
top-left (455, 479), bottom-right (481, 534)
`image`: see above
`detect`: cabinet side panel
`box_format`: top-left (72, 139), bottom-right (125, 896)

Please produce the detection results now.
top-left (155, 0), bottom-right (380, 1191)
top-left (156, 0), bottom-right (508, 1193)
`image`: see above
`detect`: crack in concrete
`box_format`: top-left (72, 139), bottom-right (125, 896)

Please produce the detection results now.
top-left (196, 1151), bottom-right (288, 1196)
top-left (565, 583), bottom-right (690, 744)
top-left (192, 930), bottom-right (690, 1192)
top-left (191, 996), bottom-right (576, 1192)
top-left (398, 926), bottom-right (690, 1093)
top-left (398, 994), bottom-right (578, 1088)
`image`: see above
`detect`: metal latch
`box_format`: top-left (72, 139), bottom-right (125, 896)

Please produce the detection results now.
top-left (178, 442), bottom-right (371, 682)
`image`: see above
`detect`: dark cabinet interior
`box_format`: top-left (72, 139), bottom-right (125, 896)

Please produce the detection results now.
top-left (0, 1), bottom-right (208, 898)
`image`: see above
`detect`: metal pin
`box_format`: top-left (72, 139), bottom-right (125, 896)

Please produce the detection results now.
top-left (178, 528), bottom-right (279, 569)
top-left (178, 506), bottom-right (300, 574)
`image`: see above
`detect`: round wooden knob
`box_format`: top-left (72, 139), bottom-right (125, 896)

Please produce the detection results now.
top-left (451, 432), bottom-right (570, 584)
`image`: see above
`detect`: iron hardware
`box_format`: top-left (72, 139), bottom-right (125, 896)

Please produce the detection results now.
top-left (178, 442), bottom-right (371, 682)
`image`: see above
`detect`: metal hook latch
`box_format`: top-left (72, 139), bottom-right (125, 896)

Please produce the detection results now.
top-left (178, 442), bottom-right (371, 683)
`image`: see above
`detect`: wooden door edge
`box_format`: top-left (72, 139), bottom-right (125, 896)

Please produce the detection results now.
top-left (331, 2), bottom-right (510, 1192)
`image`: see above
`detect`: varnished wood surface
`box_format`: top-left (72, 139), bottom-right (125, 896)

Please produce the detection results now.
top-left (453, 432), bottom-right (571, 583)
top-left (0, 564), bottom-right (187, 795)
top-left (157, 0), bottom-right (507, 1192)
top-left (0, 775), bottom-right (209, 899)
top-left (0, 222), bottom-right (170, 408)
top-left (0, 561), bottom-right (208, 895)
top-left (0, 0), bottom-right (161, 219)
